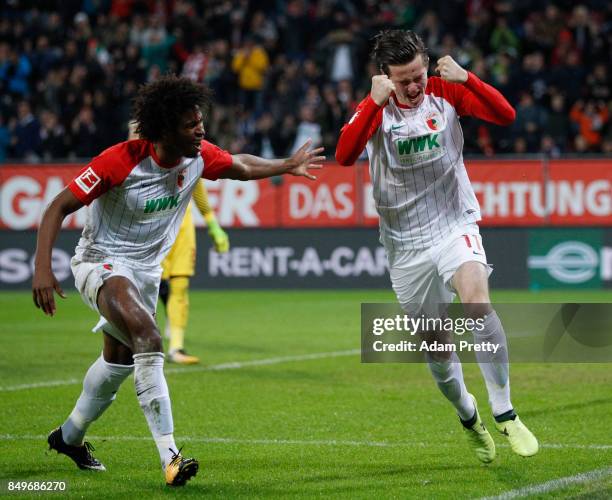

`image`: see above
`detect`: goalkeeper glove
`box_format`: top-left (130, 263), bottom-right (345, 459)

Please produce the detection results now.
top-left (208, 219), bottom-right (229, 253)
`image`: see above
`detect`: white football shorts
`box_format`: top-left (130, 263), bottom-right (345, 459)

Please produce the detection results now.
top-left (386, 223), bottom-right (492, 318)
top-left (71, 257), bottom-right (162, 347)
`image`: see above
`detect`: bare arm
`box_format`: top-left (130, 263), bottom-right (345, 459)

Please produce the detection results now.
top-left (219, 140), bottom-right (325, 181)
top-left (33, 188), bottom-right (84, 316)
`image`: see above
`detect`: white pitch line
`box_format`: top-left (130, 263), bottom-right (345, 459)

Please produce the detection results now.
top-left (0, 434), bottom-right (610, 451)
top-left (540, 443), bottom-right (612, 450)
top-left (0, 434), bottom-right (419, 448)
top-left (0, 349), bottom-right (361, 392)
top-left (479, 467), bottom-right (612, 500)
top-left (164, 349), bottom-right (361, 375)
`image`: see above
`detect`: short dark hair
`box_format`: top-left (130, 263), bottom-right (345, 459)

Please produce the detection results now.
top-left (372, 30), bottom-right (429, 75)
top-left (131, 75), bottom-right (212, 142)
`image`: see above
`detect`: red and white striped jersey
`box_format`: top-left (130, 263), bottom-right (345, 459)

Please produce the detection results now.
top-left (68, 139), bottom-right (232, 268)
top-left (336, 72), bottom-right (515, 251)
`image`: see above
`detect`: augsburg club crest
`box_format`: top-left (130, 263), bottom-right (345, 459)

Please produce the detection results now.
top-left (425, 112), bottom-right (442, 131)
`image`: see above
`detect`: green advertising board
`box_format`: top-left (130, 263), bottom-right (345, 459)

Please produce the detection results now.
top-left (528, 229), bottom-right (603, 289)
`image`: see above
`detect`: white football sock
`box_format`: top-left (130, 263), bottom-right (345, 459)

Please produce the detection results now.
top-left (62, 354), bottom-right (133, 446)
top-left (133, 352), bottom-right (177, 469)
top-left (427, 352), bottom-right (475, 421)
top-left (473, 310), bottom-right (513, 416)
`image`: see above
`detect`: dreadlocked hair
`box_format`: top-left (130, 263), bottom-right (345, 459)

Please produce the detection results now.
top-left (131, 75), bottom-right (212, 142)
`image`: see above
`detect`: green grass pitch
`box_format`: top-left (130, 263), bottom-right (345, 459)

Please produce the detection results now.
top-left (1, 289), bottom-right (611, 498)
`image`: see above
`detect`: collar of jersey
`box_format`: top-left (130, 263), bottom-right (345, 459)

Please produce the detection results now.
top-left (392, 94), bottom-right (421, 111)
top-left (149, 142), bottom-right (182, 169)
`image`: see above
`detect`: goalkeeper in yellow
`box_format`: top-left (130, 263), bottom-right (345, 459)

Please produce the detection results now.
top-left (160, 185), bottom-right (229, 364)
top-left (128, 121), bottom-right (229, 364)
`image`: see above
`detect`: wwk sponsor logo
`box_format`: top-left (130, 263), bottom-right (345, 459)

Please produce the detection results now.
top-left (144, 195), bottom-right (180, 213)
top-left (397, 134), bottom-right (440, 155)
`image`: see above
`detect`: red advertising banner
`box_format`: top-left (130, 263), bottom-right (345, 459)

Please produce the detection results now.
top-left (0, 164), bottom-right (86, 230)
top-left (469, 159), bottom-right (611, 226)
top-left (279, 166), bottom-right (359, 227)
top-left (1, 160), bottom-right (610, 229)
top-left (547, 160), bottom-right (611, 225)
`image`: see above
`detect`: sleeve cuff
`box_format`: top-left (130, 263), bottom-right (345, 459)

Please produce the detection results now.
top-left (364, 94), bottom-right (383, 110)
top-left (67, 182), bottom-right (90, 205)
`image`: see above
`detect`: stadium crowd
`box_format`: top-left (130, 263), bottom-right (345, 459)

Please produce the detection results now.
top-left (0, 0), bottom-right (610, 162)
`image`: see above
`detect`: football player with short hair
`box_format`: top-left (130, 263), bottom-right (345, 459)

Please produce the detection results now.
top-left (336, 29), bottom-right (538, 463)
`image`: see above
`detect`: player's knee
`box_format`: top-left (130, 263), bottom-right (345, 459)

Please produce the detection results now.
top-left (126, 317), bottom-right (163, 353)
top-left (427, 352), bottom-right (454, 368)
top-left (131, 329), bottom-right (163, 353)
top-left (429, 350), bottom-right (454, 362)
top-left (463, 301), bottom-right (492, 320)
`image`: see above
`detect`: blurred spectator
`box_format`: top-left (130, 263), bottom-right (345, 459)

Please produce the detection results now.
top-left (586, 64), bottom-right (609, 101)
top-left (316, 11), bottom-right (363, 84)
top-left (569, 100), bottom-right (609, 150)
top-left (546, 94), bottom-right (572, 151)
top-left (181, 43), bottom-right (208, 83)
top-left (249, 11), bottom-right (278, 56)
top-left (0, 43), bottom-right (32, 97)
top-left (568, 5), bottom-right (600, 66)
top-left (12, 101), bottom-right (40, 159)
top-left (320, 84), bottom-right (346, 152)
top-left (39, 109), bottom-right (67, 160)
top-left (415, 11), bottom-right (443, 57)
top-left (231, 35), bottom-right (269, 112)
top-left (250, 112), bottom-right (288, 158)
top-left (71, 106), bottom-right (97, 158)
top-left (513, 137), bottom-right (527, 155)
top-left (290, 105), bottom-right (321, 155)
top-left (540, 135), bottom-right (561, 158)
top-left (489, 16), bottom-right (519, 57)
top-left (550, 49), bottom-right (586, 104)
top-left (29, 36), bottom-right (60, 83)
top-left (282, 0), bottom-right (309, 60)
top-left (141, 21), bottom-right (175, 73)
top-left (206, 40), bottom-right (235, 107)
top-left (513, 93), bottom-right (547, 153)
top-left (534, 5), bottom-right (565, 54)
top-left (515, 52), bottom-right (548, 103)
top-left (117, 44), bottom-right (147, 84)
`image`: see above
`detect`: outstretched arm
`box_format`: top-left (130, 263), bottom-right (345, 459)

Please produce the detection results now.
top-left (33, 188), bottom-right (84, 316)
top-left (221, 140), bottom-right (325, 181)
top-left (435, 55), bottom-right (515, 125)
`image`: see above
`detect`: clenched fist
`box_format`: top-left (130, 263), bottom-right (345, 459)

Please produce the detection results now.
top-left (371, 75), bottom-right (396, 106)
top-left (435, 56), bottom-right (468, 83)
